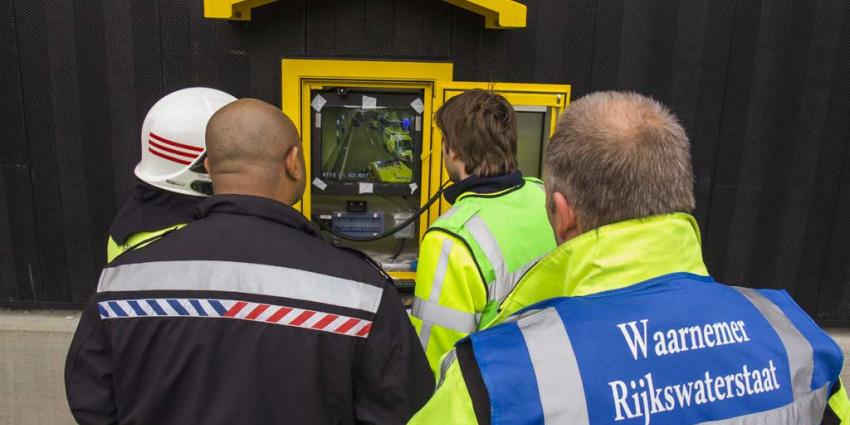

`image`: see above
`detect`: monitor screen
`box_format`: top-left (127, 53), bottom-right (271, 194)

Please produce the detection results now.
top-left (311, 90), bottom-right (423, 195)
top-left (319, 108), bottom-right (415, 183)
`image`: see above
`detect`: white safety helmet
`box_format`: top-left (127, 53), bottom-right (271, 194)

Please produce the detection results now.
top-left (135, 87), bottom-right (236, 197)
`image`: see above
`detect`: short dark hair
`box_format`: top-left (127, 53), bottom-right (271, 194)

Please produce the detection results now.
top-left (544, 91), bottom-right (695, 230)
top-left (435, 89), bottom-right (518, 177)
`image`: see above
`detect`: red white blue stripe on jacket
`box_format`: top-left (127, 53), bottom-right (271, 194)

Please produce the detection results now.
top-left (98, 298), bottom-right (373, 338)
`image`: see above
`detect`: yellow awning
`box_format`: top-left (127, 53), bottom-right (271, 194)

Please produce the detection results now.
top-left (203, 0), bottom-right (527, 29)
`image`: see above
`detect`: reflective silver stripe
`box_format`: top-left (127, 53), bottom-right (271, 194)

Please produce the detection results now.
top-left (735, 287), bottom-right (814, 397)
top-left (416, 238), bottom-right (455, 350)
top-left (504, 255), bottom-right (544, 293)
top-left (440, 205), bottom-right (460, 220)
top-left (518, 307), bottom-right (589, 425)
top-left (465, 215), bottom-right (508, 299)
top-left (97, 260), bottom-right (383, 313)
top-left (419, 321), bottom-right (433, 349)
top-left (465, 215), bottom-right (539, 304)
top-left (412, 298), bottom-right (477, 334)
top-left (427, 238), bottom-right (455, 304)
top-left (437, 348), bottom-right (458, 388)
top-left (697, 384), bottom-right (829, 425)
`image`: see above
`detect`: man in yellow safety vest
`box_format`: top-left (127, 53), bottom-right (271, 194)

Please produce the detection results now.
top-left (410, 89), bottom-right (556, 375)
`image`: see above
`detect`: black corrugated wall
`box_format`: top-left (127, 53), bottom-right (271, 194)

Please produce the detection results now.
top-left (1, 0), bottom-right (849, 324)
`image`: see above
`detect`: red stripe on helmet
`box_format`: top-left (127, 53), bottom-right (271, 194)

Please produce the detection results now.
top-left (149, 139), bottom-right (200, 159)
top-left (148, 147), bottom-right (192, 166)
top-left (150, 132), bottom-right (204, 152)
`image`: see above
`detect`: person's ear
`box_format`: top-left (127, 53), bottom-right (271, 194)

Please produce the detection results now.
top-left (548, 191), bottom-right (580, 245)
top-left (203, 157), bottom-right (210, 174)
top-left (284, 145), bottom-right (303, 181)
top-left (447, 147), bottom-right (459, 163)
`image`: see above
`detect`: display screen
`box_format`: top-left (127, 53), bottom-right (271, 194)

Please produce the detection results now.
top-left (516, 111), bottom-right (547, 178)
top-left (310, 90), bottom-right (424, 273)
top-left (318, 104), bottom-right (418, 185)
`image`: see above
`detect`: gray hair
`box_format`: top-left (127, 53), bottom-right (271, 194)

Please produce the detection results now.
top-left (543, 91), bottom-right (695, 231)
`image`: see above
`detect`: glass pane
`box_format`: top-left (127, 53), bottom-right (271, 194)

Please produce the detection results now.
top-left (516, 111), bottom-right (546, 178)
top-left (319, 108), bottom-right (416, 184)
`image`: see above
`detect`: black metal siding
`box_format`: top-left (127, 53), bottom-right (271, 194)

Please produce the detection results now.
top-left (0, 0), bottom-right (848, 324)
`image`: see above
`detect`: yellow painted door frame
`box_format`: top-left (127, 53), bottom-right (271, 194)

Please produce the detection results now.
top-left (280, 59), bottom-right (570, 281)
top-left (281, 59), bottom-right (453, 246)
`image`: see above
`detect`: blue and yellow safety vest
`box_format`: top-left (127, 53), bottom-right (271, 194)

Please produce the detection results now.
top-left (410, 213), bottom-right (850, 424)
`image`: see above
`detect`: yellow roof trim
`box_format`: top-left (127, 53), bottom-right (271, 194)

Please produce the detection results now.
top-left (204, 0), bottom-right (527, 29)
top-left (443, 0), bottom-right (526, 29)
top-left (203, 0), bottom-right (277, 21)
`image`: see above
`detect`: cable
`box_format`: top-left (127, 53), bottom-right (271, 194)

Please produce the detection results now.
top-left (317, 181), bottom-right (450, 242)
top-left (390, 238), bottom-right (406, 260)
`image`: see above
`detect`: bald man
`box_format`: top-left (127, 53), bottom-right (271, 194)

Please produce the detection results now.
top-left (66, 99), bottom-right (434, 425)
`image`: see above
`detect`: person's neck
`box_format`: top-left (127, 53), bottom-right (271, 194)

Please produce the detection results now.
top-left (214, 189), bottom-right (289, 204)
top-left (212, 177), bottom-right (293, 206)
top-left (454, 169), bottom-right (469, 182)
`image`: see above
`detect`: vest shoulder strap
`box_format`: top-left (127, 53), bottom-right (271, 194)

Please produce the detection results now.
top-left (429, 202), bottom-right (481, 234)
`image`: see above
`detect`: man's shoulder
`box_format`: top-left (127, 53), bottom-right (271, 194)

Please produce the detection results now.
top-left (429, 202), bottom-right (481, 231)
top-left (109, 215), bottom-right (389, 288)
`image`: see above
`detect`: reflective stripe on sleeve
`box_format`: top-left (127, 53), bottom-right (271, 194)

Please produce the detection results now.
top-left (418, 318), bottom-right (433, 349)
top-left (412, 298), bottom-right (478, 334)
top-left (465, 215), bottom-right (541, 304)
top-left (518, 307), bottom-right (590, 425)
top-left (734, 287), bottom-right (814, 398)
top-left (427, 238), bottom-right (455, 304)
top-left (97, 260), bottom-right (384, 313)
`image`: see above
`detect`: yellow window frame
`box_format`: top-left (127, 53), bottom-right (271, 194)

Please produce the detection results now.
top-left (280, 59), bottom-right (570, 282)
top-left (281, 59), bottom-right (453, 245)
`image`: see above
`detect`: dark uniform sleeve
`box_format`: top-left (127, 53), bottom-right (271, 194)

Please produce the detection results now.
top-left (354, 282), bottom-right (436, 424)
top-left (65, 299), bottom-right (117, 425)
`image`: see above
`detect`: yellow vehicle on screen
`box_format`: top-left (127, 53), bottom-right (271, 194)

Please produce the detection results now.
top-left (383, 127), bottom-right (414, 163)
top-left (370, 159), bottom-right (413, 183)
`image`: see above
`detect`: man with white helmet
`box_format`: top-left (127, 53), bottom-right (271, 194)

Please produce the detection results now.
top-left (66, 98), bottom-right (433, 425)
top-left (106, 87), bottom-right (236, 262)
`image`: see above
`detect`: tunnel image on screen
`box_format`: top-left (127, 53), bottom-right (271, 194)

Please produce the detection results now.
top-left (320, 108), bottom-right (416, 184)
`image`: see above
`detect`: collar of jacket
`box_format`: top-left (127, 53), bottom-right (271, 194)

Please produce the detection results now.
top-left (443, 170), bottom-right (525, 205)
top-left (519, 213), bottom-right (709, 299)
top-left (109, 180), bottom-right (202, 244)
top-left (196, 194), bottom-right (322, 238)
